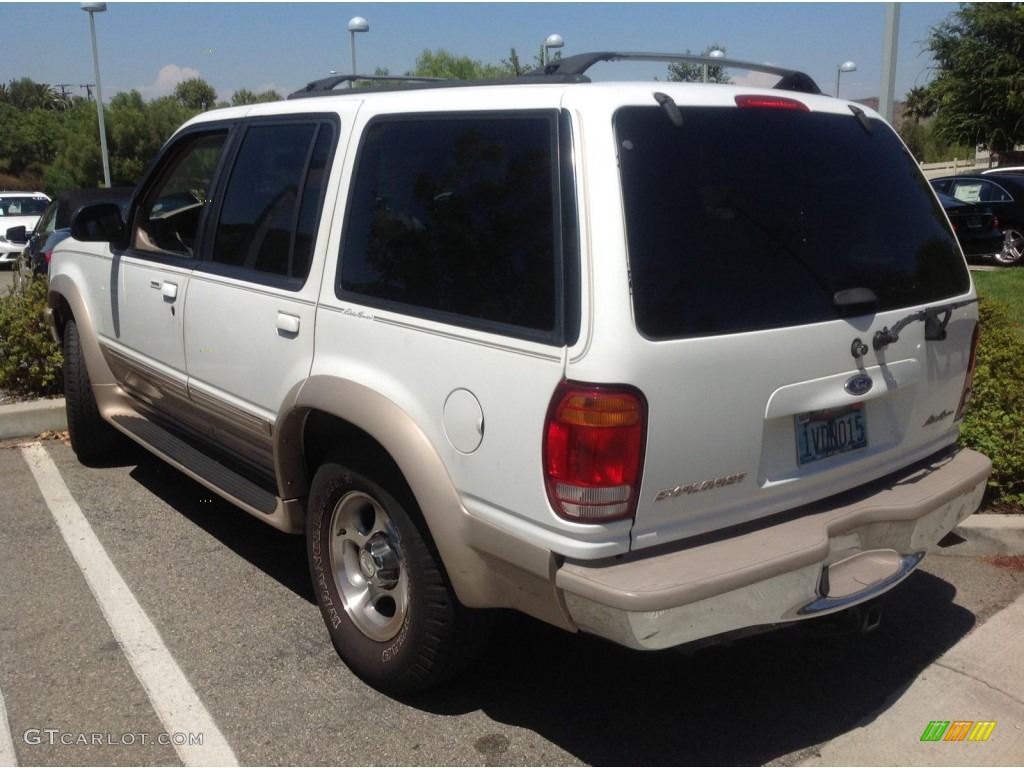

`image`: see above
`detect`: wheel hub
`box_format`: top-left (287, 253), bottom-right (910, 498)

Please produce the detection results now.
top-left (361, 532), bottom-right (401, 589)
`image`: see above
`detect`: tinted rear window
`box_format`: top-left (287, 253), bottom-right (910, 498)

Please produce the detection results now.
top-left (615, 106), bottom-right (969, 339)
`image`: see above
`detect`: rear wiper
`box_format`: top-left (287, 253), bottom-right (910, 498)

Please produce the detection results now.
top-left (848, 104), bottom-right (874, 135)
top-left (872, 298), bottom-right (978, 350)
top-left (653, 92), bottom-right (683, 127)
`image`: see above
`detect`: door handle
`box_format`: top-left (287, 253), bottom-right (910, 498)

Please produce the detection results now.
top-left (160, 281), bottom-right (178, 300)
top-left (276, 312), bottom-right (300, 334)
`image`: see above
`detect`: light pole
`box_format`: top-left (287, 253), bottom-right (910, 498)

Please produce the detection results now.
top-left (543, 33), bottom-right (563, 67)
top-left (348, 16), bottom-right (369, 76)
top-left (81, 1), bottom-right (111, 188)
top-left (703, 48), bottom-right (725, 83)
top-left (835, 61), bottom-right (857, 98)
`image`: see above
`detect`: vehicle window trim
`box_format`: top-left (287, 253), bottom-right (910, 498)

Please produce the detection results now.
top-left (336, 109), bottom-right (572, 346)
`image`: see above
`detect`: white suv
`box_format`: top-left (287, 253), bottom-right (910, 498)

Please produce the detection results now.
top-left (47, 53), bottom-right (991, 695)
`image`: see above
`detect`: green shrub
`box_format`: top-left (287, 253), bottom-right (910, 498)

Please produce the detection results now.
top-left (0, 277), bottom-right (63, 397)
top-left (959, 296), bottom-right (1024, 510)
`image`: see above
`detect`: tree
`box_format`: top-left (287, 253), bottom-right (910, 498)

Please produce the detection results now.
top-left (406, 49), bottom-right (509, 80)
top-left (231, 88), bottom-right (282, 106)
top-left (1, 78), bottom-right (66, 111)
top-left (925, 3), bottom-right (1024, 154)
top-left (666, 45), bottom-right (730, 84)
top-left (173, 77), bottom-right (217, 111)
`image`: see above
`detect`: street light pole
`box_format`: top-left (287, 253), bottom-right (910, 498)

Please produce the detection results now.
top-left (835, 61), bottom-right (857, 98)
top-left (348, 16), bottom-right (369, 76)
top-left (543, 34), bottom-right (563, 67)
top-left (703, 48), bottom-right (725, 83)
top-left (81, 2), bottom-right (111, 188)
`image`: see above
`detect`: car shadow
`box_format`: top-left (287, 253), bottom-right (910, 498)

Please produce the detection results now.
top-left (125, 449), bottom-right (975, 766)
top-left (127, 451), bottom-right (314, 604)
top-left (410, 566), bottom-right (975, 766)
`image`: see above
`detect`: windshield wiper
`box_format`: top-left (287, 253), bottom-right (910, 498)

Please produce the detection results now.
top-left (872, 298), bottom-right (978, 350)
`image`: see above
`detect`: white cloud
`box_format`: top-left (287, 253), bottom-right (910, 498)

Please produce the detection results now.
top-left (137, 64), bottom-right (203, 100)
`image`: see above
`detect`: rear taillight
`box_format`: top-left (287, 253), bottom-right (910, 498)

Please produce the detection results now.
top-left (992, 215), bottom-right (1000, 231)
top-left (955, 322), bottom-right (981, 421)
top-left (44, 249), bottom-right (53, 265)
top-left (543, 382), bottom-right (646, 522)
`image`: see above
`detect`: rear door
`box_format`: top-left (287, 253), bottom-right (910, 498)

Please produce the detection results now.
top-left (608, 97), bottom-right (977, 549)
top-left (183, 115), bottom-right (342, 472)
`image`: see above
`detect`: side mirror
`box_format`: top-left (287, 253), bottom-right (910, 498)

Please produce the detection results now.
top-left (4, 225), bottom-right (28, 245)
top-left (71, 202), bottom-right (126, 244)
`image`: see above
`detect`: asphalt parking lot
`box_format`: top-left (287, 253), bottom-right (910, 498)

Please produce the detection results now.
top-left (0, 434), bottom-right (1022, 767)
top-left (2, 260), bottom-right (1023, 766)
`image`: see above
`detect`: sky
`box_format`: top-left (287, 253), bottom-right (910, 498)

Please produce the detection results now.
top-left (0, 1), bottom-right (961, 104)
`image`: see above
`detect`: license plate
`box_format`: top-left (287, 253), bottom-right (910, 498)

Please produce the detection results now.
top-left (795, 403), bottom-right (867, 466)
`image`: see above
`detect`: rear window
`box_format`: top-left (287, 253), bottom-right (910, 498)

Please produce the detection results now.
top-left (615, 105), bottom-right (969, 339)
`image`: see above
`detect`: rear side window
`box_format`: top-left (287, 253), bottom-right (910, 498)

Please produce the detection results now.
top-left (211, 120), bottom-right (335, 284)
top-left (339, 114), bottom-right (559, 339)
top-left (615, 106), bottom-right (970, 339)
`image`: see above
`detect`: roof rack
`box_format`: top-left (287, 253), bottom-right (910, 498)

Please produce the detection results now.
top-left (287, 51), bottom-right (822, 100)
top-left (523, 52), bottom-right (821, 95)
top-left (290, 73), bottom-right (449, 98)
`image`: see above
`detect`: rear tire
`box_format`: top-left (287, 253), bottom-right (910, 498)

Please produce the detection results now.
top-left (307, 458), bottom-right (491, 695)
top-left (63, 319), bottom-right (122, 461)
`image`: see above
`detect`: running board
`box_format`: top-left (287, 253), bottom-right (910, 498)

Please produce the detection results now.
top-left (110, 413), bottom-right (305, 533)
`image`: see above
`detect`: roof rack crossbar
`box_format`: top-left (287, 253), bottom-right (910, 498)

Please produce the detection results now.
top-left (522, 51), bottom-right (822, 95)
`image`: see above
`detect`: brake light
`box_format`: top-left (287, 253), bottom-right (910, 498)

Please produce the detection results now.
top-left (544, 382), bottom-right (646, 522)
top-left (734, 94), bottom-right (809, 111)
top-left (955, 322), bottom-right (981, 421)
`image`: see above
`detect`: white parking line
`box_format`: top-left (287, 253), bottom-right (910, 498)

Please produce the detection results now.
top-left (0, 684), bottom-right (17, 767)
top-left (20, 443), bottom-right (238, 767)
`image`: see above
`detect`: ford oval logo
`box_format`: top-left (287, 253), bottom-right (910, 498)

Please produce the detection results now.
top-left (845, 374), bottom-right (874, 396)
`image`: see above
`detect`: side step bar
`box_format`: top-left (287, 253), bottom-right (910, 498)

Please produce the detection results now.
top-left (110, 413), bottom-right (305, 533)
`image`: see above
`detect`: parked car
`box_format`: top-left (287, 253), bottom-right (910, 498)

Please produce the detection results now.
top-left (938, 193), bottom-right (1004, 260)
top-left (0, 192), bottom-right (50, 268)
top-left (48, 52), bottom-right (989, 694)
top-left (981, 166), bottom-right (1024, 176)
top-left (9, 187), bottom-right (133, 287)
top-left (931, 174), bottom-right (1024, 265)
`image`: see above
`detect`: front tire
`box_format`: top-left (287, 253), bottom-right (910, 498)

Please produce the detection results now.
top-left (307, 459), bottom-right (490, 695)
top-left (63, 319), bottom-right (122, 461)
top-left (995, 226), bottom-right (1024, 266)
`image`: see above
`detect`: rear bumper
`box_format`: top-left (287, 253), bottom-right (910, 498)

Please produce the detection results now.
top-left (555, 447), bottom-right (991, 650)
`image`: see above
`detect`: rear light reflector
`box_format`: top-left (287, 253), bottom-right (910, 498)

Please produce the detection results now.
top-left (955, 321), bottom-right (981, 421)
top-left (544, 382), bottom-right (647, 522)
top-left (735, 94), bottom-right (809, 111)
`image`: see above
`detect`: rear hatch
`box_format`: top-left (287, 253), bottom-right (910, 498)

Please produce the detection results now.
top-left (612, 95), bottom-right (977, 550)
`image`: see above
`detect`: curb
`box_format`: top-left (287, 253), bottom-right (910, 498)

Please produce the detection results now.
top-left (0, 398), bottom-right (1021, 555)
top-left (0, 398), bottom-right (66, 441)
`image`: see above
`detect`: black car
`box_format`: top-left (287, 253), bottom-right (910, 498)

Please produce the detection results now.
top-left (7, 187), bottom-right (132, 286)
top-left (937, 193), bottom-right (1004, 259)
top-left (931, 174), bottom-right (1024, 265)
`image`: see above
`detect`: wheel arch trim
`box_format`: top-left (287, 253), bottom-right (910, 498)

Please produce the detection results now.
top-left (275, 375), bottom-right (573, 627)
